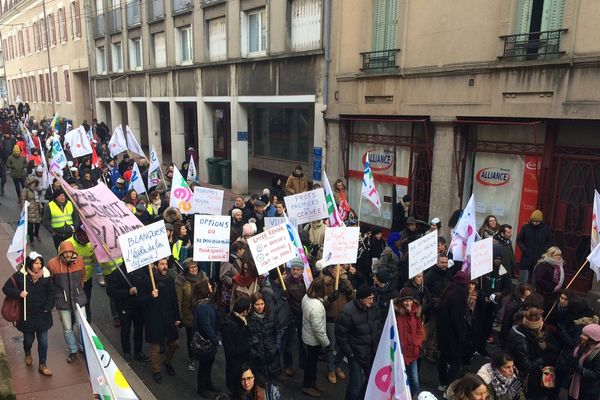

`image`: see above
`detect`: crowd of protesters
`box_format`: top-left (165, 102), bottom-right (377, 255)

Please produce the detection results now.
top-left (1, 105), bottom-right (600, 400)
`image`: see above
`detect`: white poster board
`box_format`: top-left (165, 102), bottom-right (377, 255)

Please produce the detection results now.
top-left (322, 227), bottom-right (360, 266)
top-left (193, 215), bottom-right (231, 262)
top-left (408, 230), bottom-right (439, 278)
top-left (247, 224), bottom-right (296, 275)
top-left (118, 220), bottom-right (171, 273)
top-left (191, 187), bottom-right (224, 215)
top-left (471, 237), bottom-right (494, 280)
top-left (265, 216), bottom-right (298, 230)
top-left (284, 188), bottom-right (328, 225)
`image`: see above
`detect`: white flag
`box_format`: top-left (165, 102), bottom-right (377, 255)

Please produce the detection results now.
top-left (590, 190), bottom-right (600, 280)
top-left (148, 145), bottom-right (161, 189)
top-left (322, 171), bottom-right (345, 227)
top-left (76, 305), bottom-right (138, 400)
top-left (39, 147), bottom-right (50, 189)
top-left (187, 156), bottom-right (198, 183)
top-left (109, 125), bottom-right (128, 158)
top-left (49, 135), bottom-right (67, 175)
top-left (129, 162), bottom-right (147, 195)
top-left (449, 194), bottom-right (479, 271)
top-left (365, 302), bottom-right (411, 400)
top-left (6, 201), bottom-right (29, 270)
top-left (169, 166), bottom-right (193, 214)
top-left (361, 152), bottom-right (382, 213)
top-left (64, 125), bottom-right (93, 158)
top-left (125, 126), bottom-right (145, 157)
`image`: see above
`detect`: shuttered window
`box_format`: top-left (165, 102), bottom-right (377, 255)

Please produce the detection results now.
top-left (153, 32), bottom-right (166, 67)
top-left (208, 17), bottom-right (227, 61)
top-left (372, 0), bottom-right (398, 51)
top-left (515, 0), bottom-right (565, 33)
top-left (291, 0), bottom-right (321, 52)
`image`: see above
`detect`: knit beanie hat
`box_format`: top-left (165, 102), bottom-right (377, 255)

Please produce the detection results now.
top-left (356, 286), bottom-right (375, 300)
top-left (289, 257), bottom-right (304, 270)
top-left (12, 144), bottom-right (20, 155)
top-left (398, 287), bottom-right (416, 302)
top-left (582, 323), bottom-right (600, 342)
top-left (530, 209), bottom-right (544, 222)
top-left (231, 208), bottom-right (242, 217)
top-left (375, 268), bottom-right (393, 284)
top-left (315, 259), bottom-right (326, 272)
top-left (52, 189), bottom-right (66, 200)
top-left (243, 223), bottom-right (257, 237)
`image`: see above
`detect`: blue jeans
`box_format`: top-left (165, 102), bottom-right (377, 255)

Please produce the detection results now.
top-left (325, 321), bottom-right (343, 372)
top-left (58, 308), bottom-right (86, 354)
top-left (406, 360), bottom-right (420, 395)
top-left (23, 330), bottom-right (49, 364)
top-left (346, 358), bottom-right (366, 400)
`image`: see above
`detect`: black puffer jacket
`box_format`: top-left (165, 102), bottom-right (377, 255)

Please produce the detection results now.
top-left (247, 311), bottom-right (281, 380)
top-left (516, 222), bottom-right (551, 271)
top-left (436, 284), bottom-right (468, 359)
top-left (335, 299), bottom-right (382, 369)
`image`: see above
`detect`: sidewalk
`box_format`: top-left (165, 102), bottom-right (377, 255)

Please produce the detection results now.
top-left (0, 222), bottom-right (156, 400)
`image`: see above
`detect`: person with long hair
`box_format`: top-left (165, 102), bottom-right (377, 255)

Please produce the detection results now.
top-left (247, 292), bottom-right (281, 382)
top-left (479, 215), bottom-right (499, 239)
top-left (231, 258), bottom-right (261, 310)
top-left (192, 280), bottom-right (219, 398)
top-left (2, 252), bottom-right (54, 376)
top-left (234, 364), bottom-right (281, 400)
top-left (221, 297), bottom-right (252, 393)
top-left (566, 323), bottom-right (600, 400)
top-left (477, 352), bottom-right (525, 400)
top-left (532, 246), bottom-right (565, 311)
top-left (445, 373), bottom-right (489, 400)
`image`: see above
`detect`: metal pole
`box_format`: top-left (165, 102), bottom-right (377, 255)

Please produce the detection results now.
top-left (41, 0), bottom-right (55, 114)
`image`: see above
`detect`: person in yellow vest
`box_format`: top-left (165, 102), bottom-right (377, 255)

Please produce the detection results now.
top-left (42, 189), bottom-right (80, 250)
top-left (64, 226), bottom-right (97, 323)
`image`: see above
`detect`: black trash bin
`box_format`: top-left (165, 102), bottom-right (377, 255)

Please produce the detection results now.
top-left (219, 160), bottom-right (232, 189)
top-left (206, 157), bottom-right (224, 185)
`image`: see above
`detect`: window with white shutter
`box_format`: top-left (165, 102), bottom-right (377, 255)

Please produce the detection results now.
top-left (291, 0), bottom-right (321, 52)
top-left (153, 32), bottom-right (166, 67)
top-left (208, 17), bottom-right (227, 61)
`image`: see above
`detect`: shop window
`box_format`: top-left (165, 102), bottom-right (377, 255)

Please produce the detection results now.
top-left (207, 17), bottom-right (226, 62)
top-left (291, 0), bottom-right (322, 51)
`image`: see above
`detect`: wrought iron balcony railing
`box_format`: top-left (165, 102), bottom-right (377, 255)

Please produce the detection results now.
top-left (499, 29), bottom-right (568, 60)
top-left (360, 49), bottom-right (400, 72)
top-left (126, 0), bottom-right (141, 28)
top-left (92, 14), bottom-right (105, 38)
top-left (107, 8), bottom-right (122, 34)
top-left (172, 0), bottom-right (192, 14)
top-left (147, 0), bottom-right (165, 22)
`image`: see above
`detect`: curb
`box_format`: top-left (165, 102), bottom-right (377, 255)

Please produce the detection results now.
top-left (0, 335), bottom-right (16, 400)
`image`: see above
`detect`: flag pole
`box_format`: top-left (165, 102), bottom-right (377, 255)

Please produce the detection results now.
top-left (357, 193), bottom-right (363, 226)
top-left (544, 258), bottom-right (589, 322)
top-left (22, 202), bottom-right (28, 321)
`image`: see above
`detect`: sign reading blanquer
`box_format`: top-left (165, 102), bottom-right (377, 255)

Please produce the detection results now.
top-left (193, 215), bottom-right (231, 262)
top-left (118, 220), bottom-right (172, 273)
top-left (247, 224), bottom-right (296, 275)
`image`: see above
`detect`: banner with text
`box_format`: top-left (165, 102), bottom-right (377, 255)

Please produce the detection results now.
top-left (322, 227), bottom-right (360, 266)
top-left (193, 215), bottom-right (231, 262)
top-left (471, 237), bottom-right (494, 280)
top-left (192, 187), bottom-right (225, 215)
top-left (265, 216), bottom-right (298, 230)
top-left (284, 189), bottom-right (328, 225)
top-left (408, 230), bottom-right (439, 278)
top-left (247, 224), bottom-right (296, 275)
top-left (118, 220), bottom-right (171, 273)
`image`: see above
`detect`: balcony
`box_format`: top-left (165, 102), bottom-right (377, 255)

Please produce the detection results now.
top-left (126, 0), bottom-right (141, 28)
top-left (499, 29), bottom-right (568, 61)
top-left (360, 49), bottom-right (400, 72)
top-left (92, 14), bottom-right (105, 38)
top-left (172, 0), bottom-right (192, 14)
top-left (147, 0), bottom-right (165, 22)
top-left (107, 8), bottom-right (122, 34)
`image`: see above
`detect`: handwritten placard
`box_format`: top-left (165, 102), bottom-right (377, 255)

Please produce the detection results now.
top-left (408, 230), bottom-right (439, 278)
top-left (284, 188), bottom-right (328, 225)
top-left (118, 220), bottom-right (171, 273)
top-left (265, 216), bottom-right (298, 230)
top-left (471, 237), bottom-right (494, 280)
top-left (322, 227), bottom-right (360, 266)
top-left (193, 215), bottom-right (231, 262)
top-left (247, 224), bottom-right (296, 275)
top-left (192, 187), bottom-right (225, 215)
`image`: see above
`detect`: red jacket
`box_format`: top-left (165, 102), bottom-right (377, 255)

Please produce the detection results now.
top-left (395, 302), bottom-right (424, 366)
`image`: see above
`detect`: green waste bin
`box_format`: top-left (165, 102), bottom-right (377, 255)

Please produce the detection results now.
top-left (219, 160), bottom-right (232, 189)
top-left (206, 157), bottom-right (224, 185)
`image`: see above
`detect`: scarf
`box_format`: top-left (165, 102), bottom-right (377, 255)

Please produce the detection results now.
top-left (28, 268), bottom-right (44, 283)
top-left (569, 342), bottom-right (600, 399)
top-left (522, 317), bottom-right (544, 331)
top-left (234, 312), bottom-right (247, 326)
top-left (233, 273), bottom-right (257, 288)
top-left (183, 271), bottom-right (202, 283)
top-left (543, 256), bottom-right (565, 292)
top-left (491, 367), bottom-right (521, 397)
top-left (387, 232), bottom-right (402, 258)
top-left (494, 232), bottom-right (511, 246)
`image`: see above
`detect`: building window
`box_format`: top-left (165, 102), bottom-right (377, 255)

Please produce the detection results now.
top-left (111, 42), bottom-right (123, 72)
top-left (33, 21), bottom-right (38, 51)
top-left (18, 30), bottom-right (25, 56)
top-left (64, 70), bottom-right (71, 102)
top-left (516, 0), bottom-right (565, 34)
top-left (96, 46), bottom-right (106, 74)
top-left (291, 0), bottom-right (322, 51)
top-left (48, 12), bottom-right (56, 45)
top-left (129, 37), bottom-right (142, 70)
top-left (372, 0), bottom-right (398, 51)
top-left (176, 25), bottom-right (192, 64)
top-left (242, 8), bottom-right (267, 57)
top-left (39, 75), bottom-right (45, 102)
top-left (207, 17), bottom-right (226, 61)
top-left (40, 17), bottom-right (47, 48)
top-left (71, 0), bottom-right (82, 38)
top-left (45, 73), bottom-right (51, 101)
top-left (58, 8), bottom-right (68, 42)
top-left (251, 105), bottom-right (313, 163)
top-left (30, 76), bottom-right (37, 102)
top-left (25, 28), bottom-right (31, 53)
top-left (53, 71), bottom-right (60, 102)
top-left (152, 31), bottom-right (166, 68)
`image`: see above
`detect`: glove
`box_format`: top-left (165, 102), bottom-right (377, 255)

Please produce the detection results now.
top-left (489, 293), bottom-right (497, 304)
top-left (327, 291), bottom-right (340, 303)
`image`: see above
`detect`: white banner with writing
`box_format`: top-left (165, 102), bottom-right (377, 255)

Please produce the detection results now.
top-left (471, 237), bottom-right (494, 280)
top-left (118, 220), bottom-right (171, 273)
top-left (322, 227), bottom-right (360, 266)
top-left (192, 187), bottom-right (225, 215)
top-left (247, 224), bottom-right (296, 275)
top-left (193, 215), bottom-right (231, 262)
top-left (408, 230), bottom-right (439, 278)
top-left (284, 189), bottom-right (328, 225)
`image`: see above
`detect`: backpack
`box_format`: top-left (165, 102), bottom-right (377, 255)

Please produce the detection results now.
top-left (1, 276), bottom-right (21, 323)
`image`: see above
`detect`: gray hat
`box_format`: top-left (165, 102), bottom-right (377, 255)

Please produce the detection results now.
top-left (255, 199), bottom-right (266, 207)
top-left (289, 257), bottom-right (304, 269)
top-left (406, 216), bottom-right (417, 224)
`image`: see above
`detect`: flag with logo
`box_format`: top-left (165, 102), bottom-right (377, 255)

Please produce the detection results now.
top-left (18, 121), bottom-right (35, 155)
top-left (6, 201), bottom-right (29, 270)
top-left (76, 305), bottom-right (138, 400)
top-left (109, 125), bottom-right (128, 158)
top-left (64, 125), bottom-right (93, 158)
top-left (49, 114), bottom-right (60, 133)
top-left (449, 194), bottom-right (479, 271)
top-left (125, 126), bottom-right (145, 158)
top-left (169, 166), bottom-right (193, 214)
top-left (365, 301), bottom-right (411, 400)
top-left (129, 162), bottom-right (147, 195)
top-left (590, 190), bottom-right (600, 281)
top-left (187, 156), bottom-right (198, 183)
top-left (284, 211), bottom-right (313, 288)
top-left (322, 171), bottom-right (345, 227)
top-left (49, 135), bottom-right (67, 175)
top-left (361, 152), bottom-right (382, 214)
top-left (148, 145), bottom-right (161, 188)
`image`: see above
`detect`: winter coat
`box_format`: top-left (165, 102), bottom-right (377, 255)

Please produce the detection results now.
top-left (175, 272), bottom-right (207, 328)
top-left (499, 295), bottom-right (527, 348)
top-left (395, 302), bottom-right (424, 366)
top-left (570, 347), bottom-right (600, 400)
top-left (220, 313), bottom-right (251, 391)
top-left (6, 153), bottom-right (27, 178)
top-left (284, 173), bottom-right (308, 195)
top-left (219, 255), bottom-right (243, 289)
top-left (248, 311), bottom-right (281, 380)
top-left (284, 276), bottom-right (306, 316)
top-left (261, 278), bottom-right (291, 328)
top-left (106, 265), bottom-right (147, 314)
top-left (2, 267), bottom-right (54, 333)
top-left (47, 240), bottom-right (87, 310)
top-left (493, 234), bottom-right (516, 276)
top-left (391, 202), bottom-right (409, 232)
top-left (479, 267), bottom-right (512, 300)
top-left (476, 363), bottom-right (526, 400)
top-left (322, 273), bottom-right (354, 322)
top-left (424, 265), bottom-right (453, 304)
top-left (436, 284), bottom-right (469, 359)
top-left (42, 199), bottom-right (80, 238)
top-left (404, 280), bottom-right (433, 322)
top-left (301, 295), bottom-right (330, 347)
top-left (532, 261), bottom-right (561, 296)
top-left (516, 222), bottom-right (552, 271)
top-left (193, 300), bottom-right (218, 351)
top-left (335, 298), bottom-right (381, 369)
top-left (0, 136), bottom-right (16, 162)
top-left (374, 247), bottom-right (399, 278)
top-left (140, 270), bottom-right (181, 344)
top-left (374, 282), bottom-right (398, 314)
top-left (20, 178), bottom-right (42, 223)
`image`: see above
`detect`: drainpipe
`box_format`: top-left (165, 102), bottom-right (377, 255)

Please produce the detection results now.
top-left (321, 0), bottom-right (331, 174)
top-left (82, 0), bottom-right (96, 119)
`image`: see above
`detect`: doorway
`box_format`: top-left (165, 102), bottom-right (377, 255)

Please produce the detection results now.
top-left (212, 103), bottom-right (230, 159)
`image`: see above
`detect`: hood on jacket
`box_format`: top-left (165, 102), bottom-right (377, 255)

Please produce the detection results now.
top-left (19, 265), bottom-right (51, 278)
top-left (477, 363), bottom-right (493, 385)
top-left (574, 315), bottom-right (600, 326)
top-left (58, 240), bottom-right (77, 257)
top-left (12, 144), bottom-right (21, 156)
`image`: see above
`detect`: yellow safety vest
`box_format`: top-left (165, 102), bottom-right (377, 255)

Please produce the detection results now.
top-left (147, 204), bottom-right (156, 217)
top-left (100, 257), bottom-right (122, 276)
top-left (65, 237), bottom-right (95, 281)
top-left (172, 240), bottom-right (182, 262)
top-left (49, 201), bottom-right (74, 228)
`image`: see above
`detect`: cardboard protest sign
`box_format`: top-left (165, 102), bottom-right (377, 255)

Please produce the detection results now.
top-left (191, 187), bottom-right (224, 215)
top-left (408, 230), bottom-right (439, 278)
top-left (193, 215), bottom-right (231, 262)
top-left (322, 227), bottom-right (360, 266)
top-left (247, 224), bottom-right (296, 275)
top-left (471, 237), bottom-right (494, 280)
top-left (284, 189), bottom-right (328, 225)
top-left (57, 176), bottom-right (143, 263)
top-left (265, 216), bottom-right (298, 230)
top-left (118, 220), bottom-right (171, 273)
